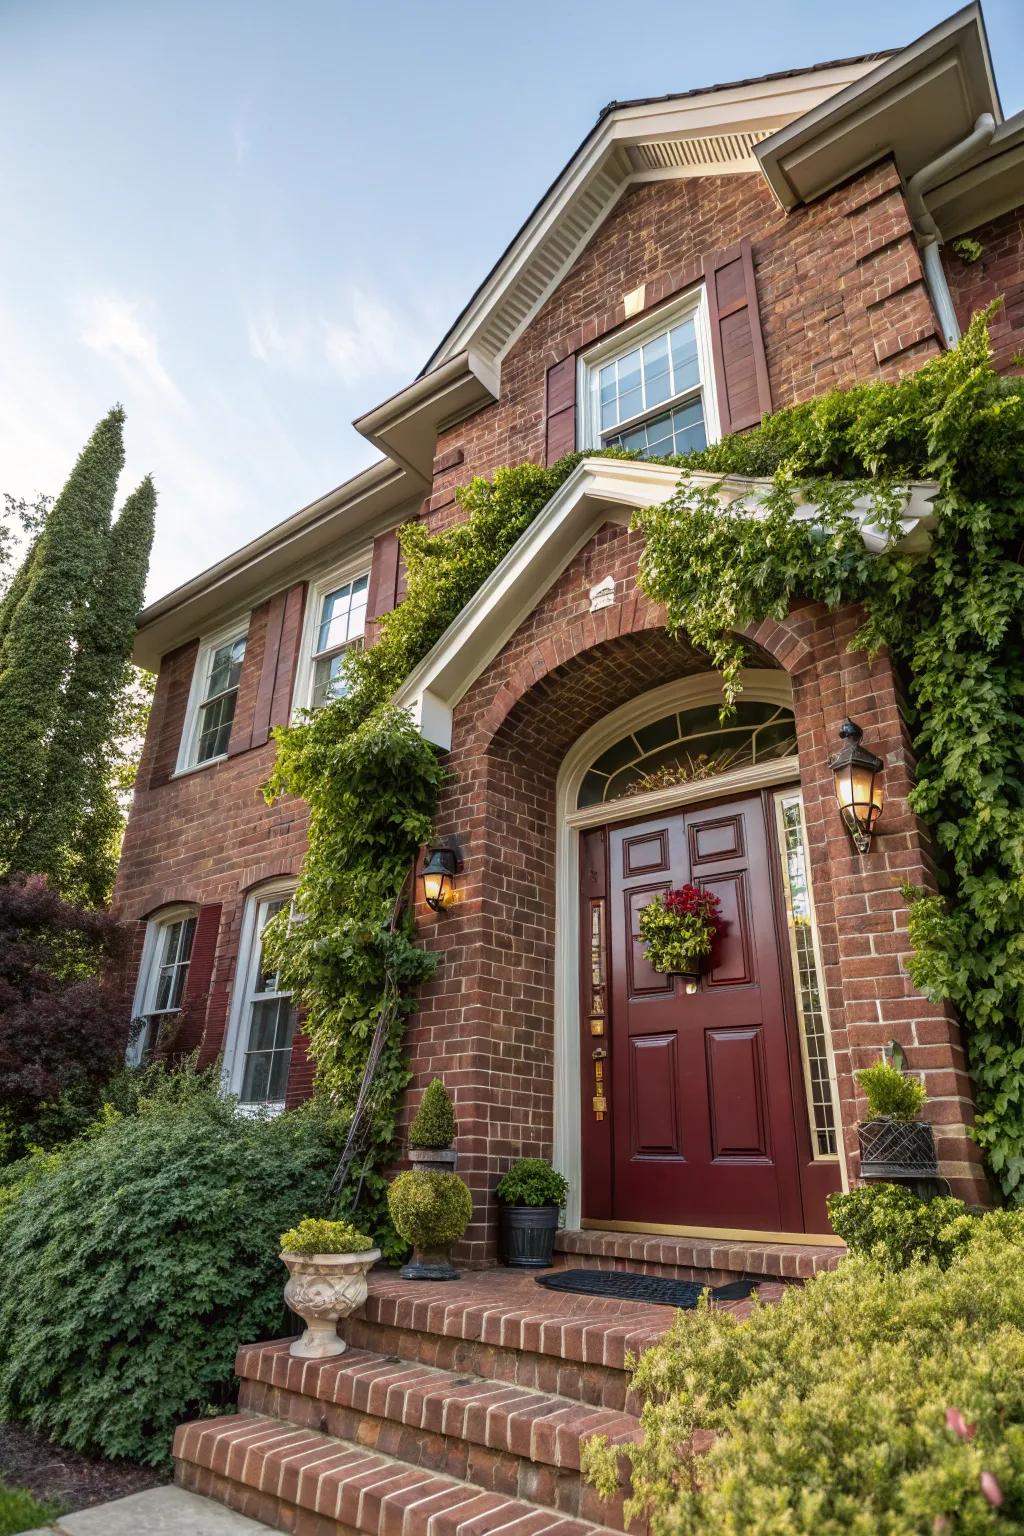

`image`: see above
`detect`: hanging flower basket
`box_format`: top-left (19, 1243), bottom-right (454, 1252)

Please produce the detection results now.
top-left (638, 884), bottom-right (723, 979)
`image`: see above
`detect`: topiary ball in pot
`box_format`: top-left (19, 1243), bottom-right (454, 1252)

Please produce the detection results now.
top-left (387, 1169), bottom-right (473, 1281)
top-left (407, 1078), bottom-right (458, 1173)
top-left (495, 1158), bottom-right (570, 1269)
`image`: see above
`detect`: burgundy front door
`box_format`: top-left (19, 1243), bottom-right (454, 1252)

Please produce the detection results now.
top-left (582, 788), bottom-right (821, 1233)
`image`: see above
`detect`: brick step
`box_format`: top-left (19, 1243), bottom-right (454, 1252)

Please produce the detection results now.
top-left (340, 1268), bottom-right (776, 1414)
top-left (235, 1340), bottom-right (641, 1532)
top-left (554, 1228), bottom-right (844, 1285)
top-left (175, 1413), bottom-right (622, 1536)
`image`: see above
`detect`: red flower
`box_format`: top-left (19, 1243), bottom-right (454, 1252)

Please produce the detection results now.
top-left (663, 884), bottom-right (723, 936)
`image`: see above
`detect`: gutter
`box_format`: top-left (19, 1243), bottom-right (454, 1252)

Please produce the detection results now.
top-left (906, 112), bottom-right (996, 346)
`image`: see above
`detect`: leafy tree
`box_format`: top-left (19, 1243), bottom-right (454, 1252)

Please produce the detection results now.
top-left (0, 409), bottom-right (155, 901)
top-left (0, 875), bottom-right (128, 1157)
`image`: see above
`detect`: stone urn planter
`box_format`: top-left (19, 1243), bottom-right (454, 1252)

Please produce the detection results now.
top-left (279, 1218), bottom-right (380, 1359)
top-left (281, 1247), bottom-right (380, 1358)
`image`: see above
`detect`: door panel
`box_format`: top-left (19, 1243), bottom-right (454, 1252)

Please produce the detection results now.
top-left (629, 1035), bottom-right (682, 1156)
top-left (604, 791), bottom-right (807, 1233)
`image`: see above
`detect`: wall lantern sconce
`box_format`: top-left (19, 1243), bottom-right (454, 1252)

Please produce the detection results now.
top-left (421, 846), bottom-right (460, 912)
top-left (829, 718), bottom-right (884, 855)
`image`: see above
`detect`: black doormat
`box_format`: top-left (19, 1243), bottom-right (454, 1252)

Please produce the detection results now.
top-left (536, 1267), bottom-right (756, 1309)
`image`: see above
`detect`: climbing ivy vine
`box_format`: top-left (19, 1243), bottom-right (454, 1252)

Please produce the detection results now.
top-left (268, 309), bottom-right (1024, 1216)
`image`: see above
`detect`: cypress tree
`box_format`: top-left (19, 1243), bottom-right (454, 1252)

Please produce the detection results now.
top-left (0, 409), bottom-right (125, 885)
top-left (26, 476), bottom-right (156, 902)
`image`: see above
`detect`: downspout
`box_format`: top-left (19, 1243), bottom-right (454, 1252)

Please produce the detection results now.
top-left (906, 114), bottom-right (996, 347)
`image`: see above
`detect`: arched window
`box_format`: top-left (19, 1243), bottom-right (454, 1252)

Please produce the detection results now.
top-left (577, 699), bottom-right (797, 808)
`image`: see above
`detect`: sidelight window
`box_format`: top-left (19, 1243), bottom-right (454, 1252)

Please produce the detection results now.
top-left (577, 700), bottom-right (797, 809)
top-left (775, 791), bottom-right (839, 1159)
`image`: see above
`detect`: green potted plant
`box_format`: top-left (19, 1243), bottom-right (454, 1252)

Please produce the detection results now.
top-left (279, 1217), bottom-right (379, 1359)
top-left (495, 1157), bottom-right (569, 1269)
top-left (408, 1077), bottom-right (457, 1173)
top-left (856, 1058), bottom-right (937, 1185)
top-left (387, 1169), bottom-right (473, 1280)
top-left (638, 884), bottom-right (723, 983)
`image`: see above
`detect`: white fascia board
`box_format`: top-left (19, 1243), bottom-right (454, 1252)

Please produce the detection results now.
top-left (393, 457), bottom-right (939, 749)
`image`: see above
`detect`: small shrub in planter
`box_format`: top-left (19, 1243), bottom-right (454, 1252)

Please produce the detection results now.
top-left (387, 1169), bottom-right (473, 1280)
top-left (407, 1078), bottom-right (457, 1171)
top-left (827, 1183), bottom-right (975, 1271)
top-left (279, 1218), bottom-right (379, 1360)
top-left (856, 1060), bottom-right (937, 1181)
top-left (495, 1158), bottom-right (570, 1269)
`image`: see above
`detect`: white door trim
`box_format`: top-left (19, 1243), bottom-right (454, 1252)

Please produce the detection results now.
top-left (551, 669), bottom-right (799, 1230)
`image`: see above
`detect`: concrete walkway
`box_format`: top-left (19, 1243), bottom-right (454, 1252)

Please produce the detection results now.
top-left (22, 1484), bottom-right (270, 1534)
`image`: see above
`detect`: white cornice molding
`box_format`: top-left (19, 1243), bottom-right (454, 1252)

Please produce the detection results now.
top-left (393, 456), bottom-right (939, 750)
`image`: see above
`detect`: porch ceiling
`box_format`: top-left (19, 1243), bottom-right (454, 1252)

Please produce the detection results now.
top-left (392, 456), bottom-right (939, 751)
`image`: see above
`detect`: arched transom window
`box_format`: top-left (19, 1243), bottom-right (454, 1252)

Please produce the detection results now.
top-left (577, 699), bottom-right (798, 808)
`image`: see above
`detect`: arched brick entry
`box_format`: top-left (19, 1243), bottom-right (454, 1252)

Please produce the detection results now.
top-left (404, 556), bottom-right (988, 1264)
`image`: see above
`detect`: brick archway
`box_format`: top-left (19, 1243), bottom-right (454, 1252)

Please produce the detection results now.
top-left (404, 535), bottom-right (988, 1264)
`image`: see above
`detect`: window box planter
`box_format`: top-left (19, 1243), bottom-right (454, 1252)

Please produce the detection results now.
top-left (858, 1118), bottom-right (938, 1182)
top-left (280, 1246), bottom-right (380, 1359)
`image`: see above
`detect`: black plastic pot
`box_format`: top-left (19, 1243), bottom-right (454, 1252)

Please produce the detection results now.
top-left (858, 1118), bottom-right (938, 1181)
top-left (499, 1203), bottom-right (559, 1268)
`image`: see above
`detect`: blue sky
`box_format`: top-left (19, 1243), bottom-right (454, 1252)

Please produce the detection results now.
top-left (2, 0), bottom-right (1022, 601)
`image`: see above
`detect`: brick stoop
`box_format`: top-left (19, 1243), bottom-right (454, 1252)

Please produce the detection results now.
top-left (173, 1265), bottom-right (794, 1536)
top-left (553, 1228), bottom-right (845, 1285)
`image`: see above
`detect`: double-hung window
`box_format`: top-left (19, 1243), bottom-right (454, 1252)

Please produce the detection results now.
top-left (178, 623), bottom-right (248, 771)
top-left (293, 564), bottom-right (370, 713)
top-left (580, 290), bottom-right (717, 459)
top-left (129, 908), bottom-right (197, 1063)
top-left (224, 887), bottom-right (297, 1112)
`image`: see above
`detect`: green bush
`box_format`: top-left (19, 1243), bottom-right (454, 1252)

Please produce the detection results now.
top-left (495, 1158), bottom-right (570, 1208)
top-left (0, 1478), bottom-right (63, 1536)
top-left (387, 1169), bottom-right (473, 1248)
top-left (827, 1183), bottom-right (975, 1271)
top-left (583, 1211), bottom-right (1024, 1534)
top-left (857, 1061), bottom-right (927, 1122)
top-left (408, 1078), bottom-right (456, 1149)
top-left (280, 1217), bottom-right (374, 1255)
top-left (0, 1074), bottom-right (340, 1464)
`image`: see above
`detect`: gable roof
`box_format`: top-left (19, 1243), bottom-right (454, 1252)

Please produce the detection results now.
top-left (394, 458), bottom-right (939, 750)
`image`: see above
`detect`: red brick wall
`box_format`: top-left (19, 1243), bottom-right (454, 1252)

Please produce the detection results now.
top-left (116, 152), bottom-right (1006, 1258)
top-left (426, 160), bottom-right (942, 522)
top-left (943, 205), bottom-right (1024, 375)
top-left (401, 523), bottom-right (988, 1263)
top-left (114, 599), bottom-right (313, 1098)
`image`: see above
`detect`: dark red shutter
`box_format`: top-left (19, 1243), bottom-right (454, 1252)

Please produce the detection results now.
top-left (703, 240), bottom-right (772, 433)
top-left (175, 903), bottom-right (221, 1055)
top-left (365, 527), bottom-right (402, 646)
top-left (545, 355), bottom-right (577, 465)
top-left (231, 581), bottom-right (307, 754)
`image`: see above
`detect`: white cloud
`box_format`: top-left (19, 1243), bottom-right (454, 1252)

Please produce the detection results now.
top-left (246, 304), bottom-right (311, 367)
top-left (79, 294), bottom-right (184, 405)
top-left (322, 286), bottom-right (431, 383)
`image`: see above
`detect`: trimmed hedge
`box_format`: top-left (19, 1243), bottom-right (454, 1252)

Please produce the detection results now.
top-left (583, 1210), bottom-right (1024, 1534)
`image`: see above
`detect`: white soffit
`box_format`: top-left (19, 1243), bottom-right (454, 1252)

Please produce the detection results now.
top-left (394, 456), bottom-right (938, 750)
top-left (756, 5), bottom-right (1001, 209)
top-left (927, 109), bottom-right (1024, 240)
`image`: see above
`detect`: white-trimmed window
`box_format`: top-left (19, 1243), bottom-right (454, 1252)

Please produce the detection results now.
top-left (293, 560), bottom-right (370, 713)
top-left (177, 621), bottom-right (248, 771)
top-left (223, 884), bottom-right (297, 1112)
top-left (579, 290), bottom-right (718, 458)
top-left (128, 907), bottom-right (198, 1063)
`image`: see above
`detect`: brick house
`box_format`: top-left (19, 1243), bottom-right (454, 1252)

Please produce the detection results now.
top-left (116, 5), bottom-right (1024, 1264)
